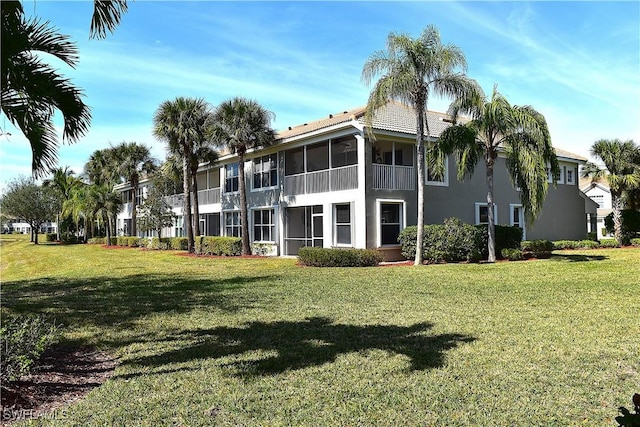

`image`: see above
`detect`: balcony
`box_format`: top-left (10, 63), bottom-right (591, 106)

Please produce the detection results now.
top-left (197, 187), bottom-right (221, 205)
top-left (372, 164), bottom-right (415, 190)
top-left (284, 165), bottom-right (358, 196)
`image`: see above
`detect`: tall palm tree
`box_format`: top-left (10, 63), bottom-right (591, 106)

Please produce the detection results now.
top-left (84, 148), bottom-right (119, 186)
top-left (153, 97), bottom-right (212, 253)
top-left (210, 97), bottom-right (276, 255)
top-left (1, 1), bottom-right (91, 176)
top-left (43, 166), bottom-right (84, 239)
top-left (436, 85), bottom-right (559, 262)
top-left (582, 139), bottom-right (640, 245)
top-left (361, 25), bottom-right (480, 265)
top-left (112, 142), bottom-right (157, 237)
top-left (86, 183), bottom-right (122, 245)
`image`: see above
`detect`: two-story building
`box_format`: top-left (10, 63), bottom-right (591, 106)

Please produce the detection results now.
top-left (116, 102), bottom-right (590, 259)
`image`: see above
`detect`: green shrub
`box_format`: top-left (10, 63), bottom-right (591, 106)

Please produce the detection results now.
top-left (586, 232), bottom-right (598, 241)
top-left (195, 236), bottom-right (242, 256)
top-left (60, 233), bottom-right (79, 244)
top-left (604, 209), bottom-right (640, 243)
top-left (1, 314), bottom-right (61, 383)
top-left (599, 239), bottom-right (619, 248)
top-left (521, 240), bottom-right (554, 258)
top-left (87, 237), bottom-right (105, 245)
top-left (501, 248), bottom-right (524, 261)
top-left (630, 238), bottom-right (640, 247)
top-left (577, 240), bottom-right (600, 249)
top-left (148, 237), bottom-right (171, 250)
top-left (553, 240), bottom-right (576, 250)
top-left (109, 237), bottom-right (117, 246)
top-left (298, 247), bottom-right (383, 267)
top-left (127, 236), bottom-right (141, 247)
top-left (45, 233), bottom-right (57, 242)
top-left (170, 237), bottom-right (189, 251)
top-left (116, 236), bottom-right (127, 246)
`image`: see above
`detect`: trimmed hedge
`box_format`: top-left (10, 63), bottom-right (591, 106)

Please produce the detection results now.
top-left (553, 240), bottom-right (600, 250)
top-left (599, 239), bottom-right (620, 248)
top-left (630, 238), bottom-right (640, 247)
top-left (87, 237), bottom-right (105, 245)
top-left (521, 240), bottom-right (554, 258)
top-left (146, 237), bottom-right (171, 250)
top-left (45, 233), bottom-right (57, 242)
top-left (195, 236), bottom-right (242, 256)
top-left (170, 237), bottom-right (189, 251)
top-left (398, 218), bottom-right (522, 263)
top-left (116, 236), bottom-right (142, 247)
top-left (501, 248), bottom-right (524, 261)
top-left (298, 247), bottom-right (383, 267)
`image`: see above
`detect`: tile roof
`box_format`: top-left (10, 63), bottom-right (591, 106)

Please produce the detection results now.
top-left (276, 101), bottom-right (454, 141)
top-left (272, 101), bottom-right (587, 162)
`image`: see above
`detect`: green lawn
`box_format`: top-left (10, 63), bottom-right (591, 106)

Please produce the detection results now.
top-left (2, 235), bottom-right (639, 426)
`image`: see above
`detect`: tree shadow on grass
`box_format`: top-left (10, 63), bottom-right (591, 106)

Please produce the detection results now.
top-left (2, 273), bottom-right (279, 333)
top-left (123, 317), bottom-right (476, 378)
top-left (549, 253), bottom-right (608, 262)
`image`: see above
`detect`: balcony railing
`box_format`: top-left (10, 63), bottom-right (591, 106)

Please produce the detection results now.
top-left (198, 187), bottom-right (221, 205)
top-left (284, 165), bottom-right (358, 196)
top-left (372, 164), bottom-right (415, 190)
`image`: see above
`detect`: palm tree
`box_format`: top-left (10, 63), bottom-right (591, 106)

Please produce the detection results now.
top-left (153, 97), bottom-right (212, 253)
top-left (112, 142), bottom-right (157, 237)
top-left (582, 139), bottom-right (640, 245)
top-left (361, 25), bottom-right (480, 265)
top-left (84, 148), bottom-right (119, 186)
top-left (43, 166), bottom-right (84, 240)
top-left (86, 183), bottom-right (122, 245)
top-left (436, 85), bottom-right (559, 262)
top-left (89, 0), bottom-right (129, 39)
top-left (1, 1), bottom-right (91, 176)
top-left (210, 97), bottom-right (276, 255)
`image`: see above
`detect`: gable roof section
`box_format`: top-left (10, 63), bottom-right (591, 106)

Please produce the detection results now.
top-left (276, 101), bottom-right (454, 141)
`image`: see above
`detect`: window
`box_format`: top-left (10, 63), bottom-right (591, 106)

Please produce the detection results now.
top-left (334, 204), bottom-right (352, 246)
top-left (253, 208), bottom-right (275, 242)
top-left (225, 164), bottom-right (239, 193)
top-left (331, 137), bottom-right (357, 168)
top-left (380, 202), bottom-right (403, 246)
top-left (590, 194), bottom-right (604, 208)
top-left (566, 168), bottom-right (574, 184)
top-left (285, 146), bottom-right (304, 176)
top-left (285, 205), bottom-right (323, 255)
top-left (224, 212), bottom-right (241, 237)
top-left (509, 204), bottom-right (525, 240)
top-left (204, 213), bottom-right (220, 236)
top-left (306, 142), bottom-right (329, 172)
top-left (174, 216), bottom-right (183, 237)
top-left (546, 165), bottom-right (553, 183)
top-left (475, 203), bottom-right (498, 225)
top-left (253, 154), bottom-right (278, 189)
top-left (426, 155), bottom-right (449, 186)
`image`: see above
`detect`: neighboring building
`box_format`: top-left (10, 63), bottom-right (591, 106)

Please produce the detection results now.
top-left (580, 177), bottom-right (614, 239)
top-left (2, 220), bottom-right (57, 234)
top-left (116, 102), bottom-right (589, 260)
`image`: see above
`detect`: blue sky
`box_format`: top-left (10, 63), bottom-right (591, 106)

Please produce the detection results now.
top-left (1, 1), bottom-right (639, 191)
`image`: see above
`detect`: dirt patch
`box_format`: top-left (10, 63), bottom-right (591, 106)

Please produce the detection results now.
top-left (1, 345), bottom-right (117, 424)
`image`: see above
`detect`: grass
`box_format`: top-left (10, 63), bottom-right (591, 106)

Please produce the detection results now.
top-left (2, 234), bottom-right (639, 426)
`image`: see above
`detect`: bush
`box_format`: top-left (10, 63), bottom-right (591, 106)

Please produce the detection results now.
top-left (1, 314), bottom-right (61, 383)
top-left (521, 240), bottom-right (554, 258)
top-left (195, 236), bottom-right (242, 256)
top-left (127, 236), bottom-right (142, 247)
top-left (586, 232), bottom-right (598, 241)
top-left (60, 233), bottom-right (79, 244)
top-left (116, 236), bottom-right (127, 246)
top-left (553, 240), bottom-right (576, 250)
top-left (109, 237), bottom-right (117, 246)
top-left (599, 239), bottom-right (619, 248)
top-left (630, 238), bottom-right (640, 247)
top-left (298, 247), bottom-right (383, 267)
top-left (399, 218), bottom-right (483, 263)
top-left (170, 237), bottom-right (189, 251)
top-left (604, 209), bottom-right (640, 243)
top-left (147, 237), bottom-right (171, 250)
top-left (87, 237), bottom-right (105, 244)
top-left (501, 248), bottom-right (524, 261)
top-left (577, 240), bottom-right (600, 249)
top-left (45, 233), bottom-right (57, 242)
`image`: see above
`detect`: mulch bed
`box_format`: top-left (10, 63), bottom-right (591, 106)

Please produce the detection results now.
top-left (1, 345), bottom-right (117, 424)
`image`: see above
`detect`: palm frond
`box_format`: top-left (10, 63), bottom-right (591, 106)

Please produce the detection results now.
top-left (90, 0), bottom-right (128, 39)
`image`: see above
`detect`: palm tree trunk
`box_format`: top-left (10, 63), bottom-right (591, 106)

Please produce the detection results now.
top-left (486, 157), bottom-right (496, 262)
top-left (612, 193), bottom-right (624, 246)
top-left (131, 182), bottom-right (137, 237)
top-left (183, 155), bottom-right (195, 253)
top-left (414, 107), bottom-right (426, 265)
top-left (106, 214), bottom-right (112, 245)
top-left (192, 174), bottom-right (201, 237)
top-left (238, 153), bottom-right (251, 255)
top-left (56, 213), bottom-right (60, 240)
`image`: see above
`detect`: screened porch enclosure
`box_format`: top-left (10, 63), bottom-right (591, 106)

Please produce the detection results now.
top-left (284, 205), bottom-right (323, 255)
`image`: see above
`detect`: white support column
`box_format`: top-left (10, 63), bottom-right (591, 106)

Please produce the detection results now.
top-left (354, 133), bottom-right (367, 249)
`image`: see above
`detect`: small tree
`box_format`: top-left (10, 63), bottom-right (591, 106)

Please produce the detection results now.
top-left (0, 176), bottom-right (58, 244)
top-left (137, 172), bottom-right (176, 239)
